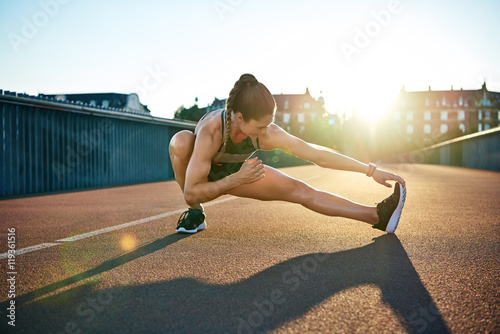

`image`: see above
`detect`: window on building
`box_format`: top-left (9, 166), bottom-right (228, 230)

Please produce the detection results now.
top-left (482, 93), bottom-right (491, 106)
top-left (498, 111), bottom-right (500, 120)
top-left (394, 112), bottom-right (401, 121)
top-left (440, 124), bottom-right (448, 133)
top-left (458, 110), bottom-right (465, 121)
top-left (284, 100), bottom-right (289, 110)
top-left (297, 113), bottom-right (305, 123)
top-left (479, 123), bottom-right (483, 132)
top-left (310, 113), bottom-right (316, 121)
top-left (102, 100), bottom-right (110, 108)
top-left (485, 111), bottom-right (491, 120)
top-left (407, 111), bottom-right (413, 121)
top-left (424, 124), bottom-right (431, 134)
top-left (304, 102), bottom-right (310, 109)
top-left (478, 111), bottom-right (482, 120)
top-left (406, 125), bottom-right (414, 134)
top-left (424, 111), bottom-right (431, 121)
top-left (436, 100), bottom-right (440, 107)
top-left (90, 100), bottom-right (96, 106)
top-left (283, 113), bottom-right (290, 123)
top-left (425, 98), bottom-right (430, 106)
top-left (485, 124), bottom-right (491, 130)
top-left (459, 96), bottom-right (463, 106)
top-left (459, 124), bottom-right (465, 133)
top-left (442, 97), bottom-right (446, 106)
top-left (441, 111), bottom-right (448, 121)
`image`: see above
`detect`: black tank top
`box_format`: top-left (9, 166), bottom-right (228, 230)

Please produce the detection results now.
top-left (201, 109), bottom-right (260, 163)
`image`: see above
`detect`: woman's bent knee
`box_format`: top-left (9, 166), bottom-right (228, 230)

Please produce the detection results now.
top-left (170, 130), bottom-right (194, 146)
top-left (169, 130), bottom-right (195, 156)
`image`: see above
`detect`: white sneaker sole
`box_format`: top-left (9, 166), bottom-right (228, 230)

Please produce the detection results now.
top-left (386, 184), bottom-right (406, 233)
top-left (176, 222), bottom-right (207, 234)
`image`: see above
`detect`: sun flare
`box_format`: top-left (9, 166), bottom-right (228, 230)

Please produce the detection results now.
top-left (120, 234), bottom-right (138, 252)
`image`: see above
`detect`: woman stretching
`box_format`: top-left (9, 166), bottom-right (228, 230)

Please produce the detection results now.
top-left (169, 74), bottom-right (406, 234)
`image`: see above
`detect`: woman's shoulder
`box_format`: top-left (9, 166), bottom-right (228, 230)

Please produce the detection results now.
top-left (264, 123), bottom-right (286, 138)
top-left (199, 109), bottom-right (224, 125)
top-left (258, 123), bottom-right (286, 150)
top-left (195, 109), bottom-right (223, 137)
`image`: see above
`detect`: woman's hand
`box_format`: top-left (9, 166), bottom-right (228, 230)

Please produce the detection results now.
top-left (372, 169), bottom-right (406, 188)
top-left (236, 157), bottom-right (265, 184)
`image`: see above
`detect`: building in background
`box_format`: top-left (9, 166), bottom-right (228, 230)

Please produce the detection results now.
top-left (39, 92), bottom-right (151, 115)
top-left (388, 82), bottom-right (500, 144)
top-left (273, 88), bottom-right (327, 134)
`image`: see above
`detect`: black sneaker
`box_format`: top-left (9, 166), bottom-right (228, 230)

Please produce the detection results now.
top-left (175, 208), bottom-right (207, 234)
top-left (373, 183), bottom-right (406, 233)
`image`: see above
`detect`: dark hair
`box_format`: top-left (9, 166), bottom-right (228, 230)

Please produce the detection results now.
top-left (222, 74), bottom-right (276, 149)
top-left (225, 74), bottom-right (276, 122)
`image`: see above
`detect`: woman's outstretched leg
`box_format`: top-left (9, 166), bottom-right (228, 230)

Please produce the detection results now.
top-left (228, 166), bottom-right (379, 225)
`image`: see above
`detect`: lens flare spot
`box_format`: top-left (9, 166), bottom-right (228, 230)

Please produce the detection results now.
top-left (120, 234), bottom-right (137, 251)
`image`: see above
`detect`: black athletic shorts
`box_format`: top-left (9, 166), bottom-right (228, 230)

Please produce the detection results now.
top-left (208, 162), bottom-right (243, 182)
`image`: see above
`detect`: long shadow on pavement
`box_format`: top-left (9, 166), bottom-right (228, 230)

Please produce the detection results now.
top-left (5, 233), bottom-right (191, 308)
top-left (6, 234), bottom-right (450, 333)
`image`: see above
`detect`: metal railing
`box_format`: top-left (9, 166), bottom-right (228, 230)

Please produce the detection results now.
top-left (388, 126), bottom-right (500, 172)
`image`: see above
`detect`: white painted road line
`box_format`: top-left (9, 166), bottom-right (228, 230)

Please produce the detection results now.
top-left (0, 196), bottom-right (239, 260)
top-left (56, 196), bottom-right (237, 242)
top-left (0, 176), bottom-right (318, 259)
top-left (56, 208), bottom-right (188, 242)
top-left (0, 243), bottom-right (61, 259)
top-left (0, 175), bottom-right (320, 259)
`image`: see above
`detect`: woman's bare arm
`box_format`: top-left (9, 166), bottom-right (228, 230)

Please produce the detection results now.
top-left (183, 125), bottom-right (265, 205)
top-left (260, 124), bottom-right (406, 188)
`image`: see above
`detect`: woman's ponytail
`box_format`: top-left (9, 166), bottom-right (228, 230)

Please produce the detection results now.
top-left (225, 73), bottom-right (275, 121)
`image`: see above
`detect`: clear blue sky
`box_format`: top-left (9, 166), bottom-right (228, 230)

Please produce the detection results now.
top-left (1, 0), bottom-right (499, 119)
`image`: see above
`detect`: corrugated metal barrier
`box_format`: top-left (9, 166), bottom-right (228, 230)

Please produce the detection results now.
top-left (0, 90), bottom-right (195, 197)
top-left (384, 126), bottom-right (500, 172)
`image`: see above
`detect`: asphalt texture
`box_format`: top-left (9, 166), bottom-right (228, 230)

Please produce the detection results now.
top-left (0, 163), bottom-right (499, 334)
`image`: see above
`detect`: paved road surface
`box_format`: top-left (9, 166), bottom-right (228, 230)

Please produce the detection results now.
top-left (0, 164), bottom-right (499, 333)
